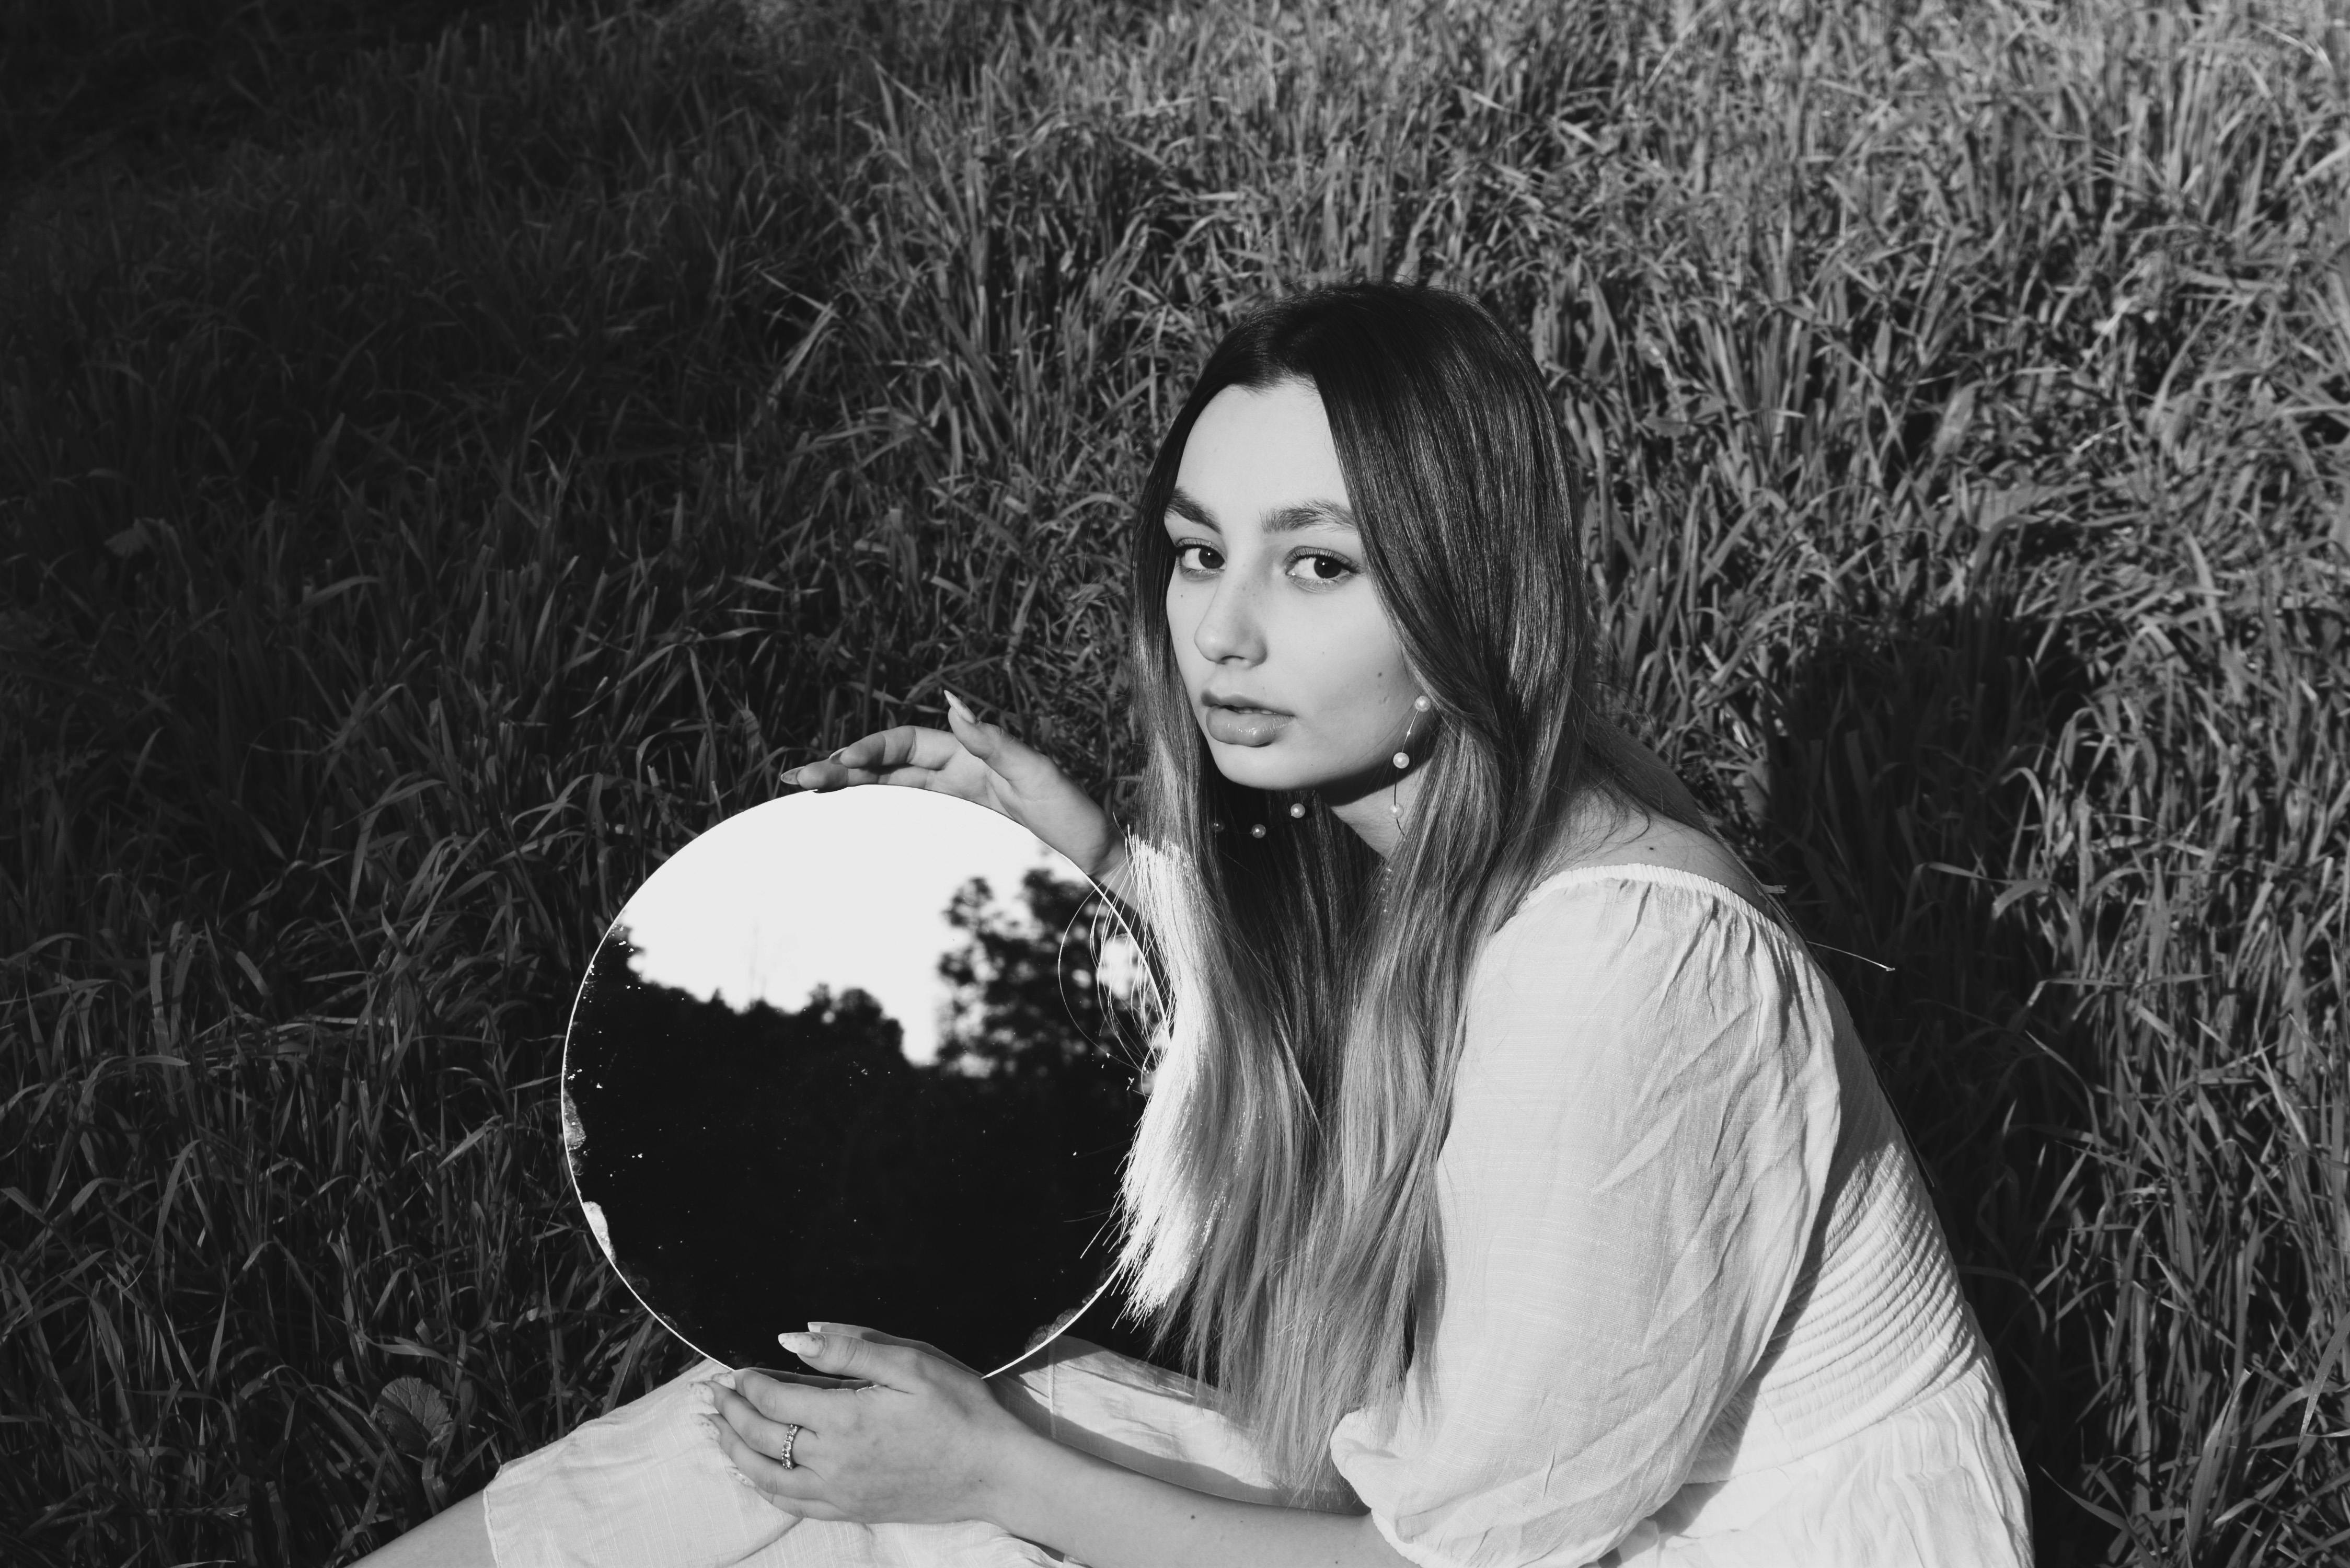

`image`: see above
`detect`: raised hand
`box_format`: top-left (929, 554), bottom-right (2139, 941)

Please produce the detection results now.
top-left (785, 690), bottom-right (1133, 902)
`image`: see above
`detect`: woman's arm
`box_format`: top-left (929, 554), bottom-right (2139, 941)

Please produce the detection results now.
top-left (788, 696), bottom-right (1130, 894)
top-left (1320, 881), bottom-right (1842, 1564)
top-left (984, 1432), bottom-right (1412, 1568)
top-left (342, 1490), bottom-right (492, 1566)
top-left (709, 1333), bottom-right (1413, 1568)
top-left (1091, 825), bottom-right (1141, 909)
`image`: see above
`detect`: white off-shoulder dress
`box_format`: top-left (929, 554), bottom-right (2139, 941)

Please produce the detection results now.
top-left (485, 864), bottom-right (2034, 1566)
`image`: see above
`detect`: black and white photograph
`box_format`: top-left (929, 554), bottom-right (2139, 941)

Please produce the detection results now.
top-left (3, 1), bottom-right (2345, 1564)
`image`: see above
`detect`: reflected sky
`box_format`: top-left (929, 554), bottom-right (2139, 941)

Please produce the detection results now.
top-left (614, 788), bottom-right (1069, 1063)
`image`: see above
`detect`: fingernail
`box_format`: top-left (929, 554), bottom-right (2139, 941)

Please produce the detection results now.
top-left (694, 1381), bottom-right (716, 1409)
top-left (807, 1321), bottom-right (831, 1333)
top-left (943, 688), bottom-right (972, 719)
top-left (728, 1466), bottom-right (755, 1488)
top-left (779, 1331), bottom-right (823, 1357)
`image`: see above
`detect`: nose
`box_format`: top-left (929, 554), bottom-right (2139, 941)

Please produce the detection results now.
top-left (1190, 569), bottom-right (1266, 665)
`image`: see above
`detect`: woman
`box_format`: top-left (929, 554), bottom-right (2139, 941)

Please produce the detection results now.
top-left (364, 283), bottom-right (2032, 1565)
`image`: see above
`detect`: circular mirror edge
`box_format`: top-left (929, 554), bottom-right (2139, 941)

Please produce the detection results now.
top-left (1069, 873), bottom-right (1171, 1072)
top-left (980, 1264), bottom-right (1124, 1383)
top-left (558, 900), bottom-right (628, 1246)
top-left (560, 905), bottom-right (755, 1374)
top-left (555, 794), bottom-right (1162, 1382)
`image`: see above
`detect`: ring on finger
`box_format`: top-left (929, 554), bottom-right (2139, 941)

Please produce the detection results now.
top-left (779, 1422), bottom-right (801, 1470)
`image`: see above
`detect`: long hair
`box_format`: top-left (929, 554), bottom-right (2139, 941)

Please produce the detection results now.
top-left (1109, 281), bottom-right (1723, 1502)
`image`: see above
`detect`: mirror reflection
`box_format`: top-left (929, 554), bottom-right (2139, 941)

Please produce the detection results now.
top-left (561, 788), bottom-right (1160, 1378)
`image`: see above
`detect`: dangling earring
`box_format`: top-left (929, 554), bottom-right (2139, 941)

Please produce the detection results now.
top-left (1392, 693), bottom-right (1432, 771)
top-left (1392, 694), bottom-right (1432, 826)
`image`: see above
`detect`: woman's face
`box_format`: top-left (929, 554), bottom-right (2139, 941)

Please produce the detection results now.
top-left (1163, 378), bottom-right (1423, 804)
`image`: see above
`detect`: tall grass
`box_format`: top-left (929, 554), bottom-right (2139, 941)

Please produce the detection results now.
top-left (2, 0), bottom-right (2344, 1562)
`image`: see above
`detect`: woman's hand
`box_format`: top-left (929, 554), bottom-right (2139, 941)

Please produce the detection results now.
top-left (702, 1327), bottom-right (1413, 1567)
top-left (785, 690), bottom-right (1133, 899)
top-left (699, 1323), bottom-right (1040, 1527)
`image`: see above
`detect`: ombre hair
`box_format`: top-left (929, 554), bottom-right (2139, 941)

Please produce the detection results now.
top-left (1109, 282), bottom-right (1724, 1503)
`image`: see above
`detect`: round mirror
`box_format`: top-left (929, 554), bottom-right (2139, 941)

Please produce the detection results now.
top-left (560, 788), bottom-right (1161, 1379)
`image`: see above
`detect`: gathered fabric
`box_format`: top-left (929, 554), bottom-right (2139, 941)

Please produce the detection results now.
top-left (486, 863), bottom-right (2030, 1567)
top-left (1323, 864), bottom-right (2030, 1566)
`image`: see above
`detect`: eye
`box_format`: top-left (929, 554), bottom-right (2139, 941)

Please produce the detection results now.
top-left (1287, 551), bottom-right (1357, 587)
top-left (1172, 543), bottom-right (1222, 577)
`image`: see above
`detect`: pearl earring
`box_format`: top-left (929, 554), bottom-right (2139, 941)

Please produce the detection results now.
top-left (1392, 694), bottom-right (1433, 827)
top-left (1392, 694), bottom-right (1433, 769)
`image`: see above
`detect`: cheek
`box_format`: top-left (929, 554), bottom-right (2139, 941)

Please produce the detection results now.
top-left (1319, 615), bottom-right (1410, 705)
top-left (1292, 639), bottom-right (1398, 746)
top-left (1163, 583), bottom-right (1201, 663)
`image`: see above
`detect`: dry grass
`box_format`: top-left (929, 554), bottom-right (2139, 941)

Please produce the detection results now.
top-left (2, 0), bottom-right (2345, 1561)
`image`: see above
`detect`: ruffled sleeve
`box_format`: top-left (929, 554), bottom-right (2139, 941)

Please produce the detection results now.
top-left (1327, 873), bottom-right (1844, 1567)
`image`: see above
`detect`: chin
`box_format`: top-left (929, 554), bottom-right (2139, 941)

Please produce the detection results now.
top-left (1204, 741), bottom-right (1311, 794)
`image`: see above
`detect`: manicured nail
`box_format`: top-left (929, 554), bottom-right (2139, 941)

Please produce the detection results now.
top-left (728, 1466), bottom-right (755, 1488)
top-left (694, 1381), bottom-right (716, 1409)
top-left (943, 688), bottom-right (973, 720)
top-left (779, 1331), bottom-right (823, 1357)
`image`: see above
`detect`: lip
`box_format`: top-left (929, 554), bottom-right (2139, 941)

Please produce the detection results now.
top-left (1203, 705), bottom-right (1292, 745)
top-left (1203, 693), bottom-right (1291, 714)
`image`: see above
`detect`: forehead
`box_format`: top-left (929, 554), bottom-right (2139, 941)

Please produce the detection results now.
top-left (1172, 381), bottom-right (1351, 518)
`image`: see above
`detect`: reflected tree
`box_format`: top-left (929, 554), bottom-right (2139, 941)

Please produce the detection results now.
top-left (564, 875), bottom-right (1164, 1371)
top-left (924, 868), bottom-right (1176, 1367)
top-left (934, 867), bottom-right (1156, 1080)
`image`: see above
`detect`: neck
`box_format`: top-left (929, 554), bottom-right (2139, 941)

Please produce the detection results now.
top-left (1319, 762), bottom-right (1431, 860)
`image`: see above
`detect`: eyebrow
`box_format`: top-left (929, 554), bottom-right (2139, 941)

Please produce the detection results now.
top-left (1166, 486), bottom-right (1358, 535)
